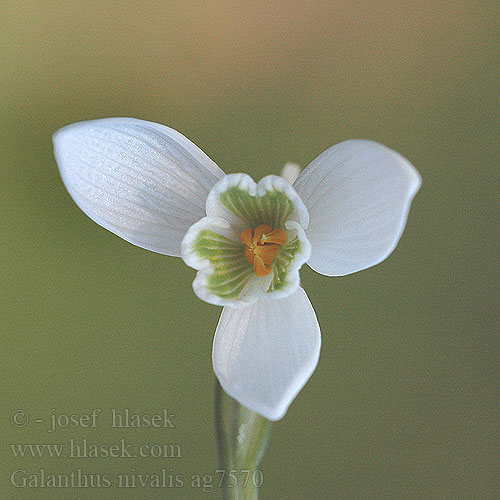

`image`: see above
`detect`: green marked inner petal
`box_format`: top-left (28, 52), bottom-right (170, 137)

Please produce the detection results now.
top-left (268, 236), bottom-right (301, 293)
top-left (191, 229), bottom-right (254, 299)
top-left (219, 186), bottom-right (295, 228)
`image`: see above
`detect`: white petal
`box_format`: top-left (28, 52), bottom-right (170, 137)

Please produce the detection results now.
top-left (181, 215), bottom-right (311, 308)
top-left (280, 162), bottom-right (301, 184)
top-left (213, 288), bottom-right (321, 420)
top-left (181, 216), bottom-right (259, 309)
top-left (53, 118), bottom-right (224, 256)
top-left (293, 140), bottom-right (421, 276)
top-left (266, 219), bottom-right (311, 300)
top-left (206, 173), bottom-right (309, 231)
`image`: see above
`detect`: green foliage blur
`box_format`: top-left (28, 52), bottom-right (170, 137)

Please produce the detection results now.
top-left (2, 2), bottom-right (499, 498)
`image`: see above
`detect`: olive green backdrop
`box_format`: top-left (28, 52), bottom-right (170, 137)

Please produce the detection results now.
top-left (2, 1), bottom-right (499, 499)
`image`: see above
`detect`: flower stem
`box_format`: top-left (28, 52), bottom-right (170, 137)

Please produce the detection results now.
top-left (215, 379), bottom-right (272, 500)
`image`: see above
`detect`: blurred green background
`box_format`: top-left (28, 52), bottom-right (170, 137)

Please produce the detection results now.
top-left (2, 1), bottom-right (499, 499)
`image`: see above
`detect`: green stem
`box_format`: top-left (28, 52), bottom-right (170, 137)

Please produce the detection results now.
top-left (215, 379), bottom-right (272, 500)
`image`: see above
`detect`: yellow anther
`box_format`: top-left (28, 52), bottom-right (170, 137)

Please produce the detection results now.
top-left (240, 224), bottom-right (287, 277)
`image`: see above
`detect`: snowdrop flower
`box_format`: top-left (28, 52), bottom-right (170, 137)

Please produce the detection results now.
top-left (53, 118), bottom-right (420, 420)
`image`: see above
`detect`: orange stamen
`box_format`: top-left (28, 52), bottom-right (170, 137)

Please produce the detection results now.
top-left (240, 224), bottom-right (287, 277)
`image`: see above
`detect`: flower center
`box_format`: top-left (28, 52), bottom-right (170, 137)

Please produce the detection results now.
top-left (240, 224), bottom-right (287, 277)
